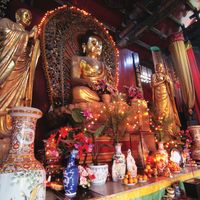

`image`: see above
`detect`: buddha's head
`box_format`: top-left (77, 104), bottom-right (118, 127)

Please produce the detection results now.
top-left (82, 31), bottom-right (103, 59)
top-left (15, 8), bottom-right (32, 27)
top-left (155, 63), bottom-right (165, 73)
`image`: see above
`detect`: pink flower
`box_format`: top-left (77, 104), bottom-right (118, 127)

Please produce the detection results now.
top-left (78, 165), bottom-right (95, 187)
top-left (82, 110), bottom-right (93, 120)
top-left (80, 176), bottom-right (88, 186)
top-left (124, 85), bottom-right (143, 99)
top-left (86, 167), bottom-right (94, 176)
top-left (94, 79), bottom-right (116, 95)
top-left (78, 165), bottom-right (84, 173)
top-left (81, 168), bottom-right (89, 177)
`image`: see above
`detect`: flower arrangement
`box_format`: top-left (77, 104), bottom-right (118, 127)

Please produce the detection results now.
top-left (95, 97), bottom-right (132, 144)
top-left (124, 85), bottom-right (143, 100)
top-left (47, 127), bottom-right (93, 160)
top-left (94, 79), bottom-right (116, 95)
top-left (78, 165), bottom-right (95, 188)
top-left (70, 108), bottom-right (113, 164)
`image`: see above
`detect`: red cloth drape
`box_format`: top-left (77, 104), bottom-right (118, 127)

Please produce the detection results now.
top-left (118, 49), bottom-right (136, 92)
top-left (186, 46), bottom-right (200, 123)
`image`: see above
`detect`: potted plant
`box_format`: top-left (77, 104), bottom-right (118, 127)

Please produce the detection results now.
top-left (70, 108), bottom-right (110, 185)
top-left (94, 96), bottom-right (132, 144)
top-left (46, 127), bottom-right (94, 196)
top-left (92, 96), bottom-right (133, 181)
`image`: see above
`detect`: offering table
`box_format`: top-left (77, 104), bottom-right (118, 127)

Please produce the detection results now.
top-left (47, 167), bottom-right (200, 200)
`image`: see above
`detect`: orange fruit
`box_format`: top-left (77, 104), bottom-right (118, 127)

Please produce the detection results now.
top-left (133, 177), bottom-right (138, 183)
top-left (146, 165), bottom-right (151, 170)
top-left (123, 178), bottom-right (128, 184)
top-left (143, 175), bottom-right (148, 180)
top-left (128, 174), bottom-right (132, 179)
top-left (127, 171), bottom-right (131, 176)
top-left (129, 178), bottom-right (133, 184)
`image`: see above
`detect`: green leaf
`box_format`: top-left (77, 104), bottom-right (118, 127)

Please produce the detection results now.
top-left (71, 108), bottom-right (84, 123)
top-left (120, 126), bottom-right (127, 137)
top-left (94, 125), bottom-right (107, 137)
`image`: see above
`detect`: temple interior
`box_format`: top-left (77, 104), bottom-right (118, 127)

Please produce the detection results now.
top-left (0, 0), bottom-right (200, 200)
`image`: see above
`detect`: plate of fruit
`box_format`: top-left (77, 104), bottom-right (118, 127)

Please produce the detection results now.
top-left (172, 170), bottom-right (181, 174)
top-left (138, 175), bottom-right (148, 183)
top-left (124, 182), bottom-right (136, 186)
top-left (122, 171), bottom-right (138, 186)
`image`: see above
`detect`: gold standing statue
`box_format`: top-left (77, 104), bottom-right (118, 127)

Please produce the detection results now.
top-left (0, 8), bottom-right (40, 134)
top-left (151, 63), bottom-right (181, 135)
top-left (71, 31), bottom-right (107, 103)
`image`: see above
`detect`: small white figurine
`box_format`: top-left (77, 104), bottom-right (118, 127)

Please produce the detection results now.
top-left (126, 149), bottom-right (137, 177)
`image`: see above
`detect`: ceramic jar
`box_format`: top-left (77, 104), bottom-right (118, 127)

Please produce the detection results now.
top-left (112, 143), bottom-right (126, 182)
top-left (0, 106), bottom-right (46, 200)
top-left (90, 163), bottom-right (108, 185)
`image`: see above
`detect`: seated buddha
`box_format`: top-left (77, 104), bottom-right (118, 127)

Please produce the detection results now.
top-left (71, 31), bottom-right (107, 103)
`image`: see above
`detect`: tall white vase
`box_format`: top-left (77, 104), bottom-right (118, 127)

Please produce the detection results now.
top-left (0, 107), bottom-right (46, 200)
top-left (112, 143), bottom-right (126, 182)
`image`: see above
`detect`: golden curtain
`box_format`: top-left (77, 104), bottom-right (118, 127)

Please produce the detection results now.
top-left (169, 32), bottom-right (195, 114)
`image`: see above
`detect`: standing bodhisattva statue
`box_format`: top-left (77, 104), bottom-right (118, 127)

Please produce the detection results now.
top-left (0, 8), bottom-right (40, 134)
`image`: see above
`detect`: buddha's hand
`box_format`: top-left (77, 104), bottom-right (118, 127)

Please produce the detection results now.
top-left (29, 25), bottom-right (38, 40)
top-left (165, 75), bottom-right (171, 82)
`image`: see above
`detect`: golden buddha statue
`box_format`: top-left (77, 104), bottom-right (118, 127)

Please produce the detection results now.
top-left (71, 31), bottom-right (107, 103)
top-left (151, 63), bottom-right (181, 135)
top-left (0, 8), bottom-right (40, 134)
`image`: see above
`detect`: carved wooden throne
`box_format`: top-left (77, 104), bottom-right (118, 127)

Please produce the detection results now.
top-left (39, 5), bottom-right (119, 110)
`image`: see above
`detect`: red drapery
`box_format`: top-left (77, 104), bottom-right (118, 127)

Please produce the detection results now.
top-left (118, 49), bottom-right (136, 92)
top-left (186, 45), bottom-right (200, 123)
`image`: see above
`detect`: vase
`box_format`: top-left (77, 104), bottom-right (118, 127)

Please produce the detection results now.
top-left (63, 149), bottom-right (79, 198)
top-left (102, 94), bottom-right (111, 104)
top-left (188, 125), bottom-right (200, 160)
top-left (112, 143), bottom-right (126, 182)
top-left (0, 106), bottom-right (46, 200)
top-left (157, 142), bottom-right (168, 163)
top-left (89, 163), bottom-right (108, 185)
top-left (155, 142), bottom-right (168, 175)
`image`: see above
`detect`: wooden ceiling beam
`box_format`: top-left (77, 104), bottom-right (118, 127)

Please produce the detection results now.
top-left (168, 14), bottom-right (182, 26)
top-left (184, 0), bottom-right (196, 11)
top-left (150, 27), bottom-right (168, 39)
top-left (134, 2), bottom-right (180, 37)
top-left (134, 40), bottom-right (151, 50)
top-left (118, 0), bottom-right (181, 47)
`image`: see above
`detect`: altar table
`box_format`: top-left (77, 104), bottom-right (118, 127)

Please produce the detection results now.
top-left (46, 167), bottom-right (200, 200)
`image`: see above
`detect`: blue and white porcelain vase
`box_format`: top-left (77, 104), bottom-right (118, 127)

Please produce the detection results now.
top-left (63, 149), bottom-right (79, 198)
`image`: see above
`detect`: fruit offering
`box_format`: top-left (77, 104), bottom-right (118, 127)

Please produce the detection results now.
top-left (123, 171), bottom-right (138, 185)
top-left (137, 174), bottom-right (148, 182)
top-left (168, 161), bottom-right (181, 172)
top-left (144, 164), bottom-right (157, 178)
